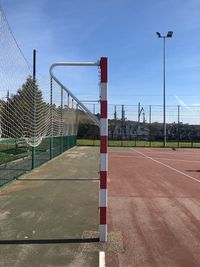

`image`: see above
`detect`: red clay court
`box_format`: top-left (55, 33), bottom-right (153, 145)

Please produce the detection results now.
top-left (107, 147), bottom-right (200, 266)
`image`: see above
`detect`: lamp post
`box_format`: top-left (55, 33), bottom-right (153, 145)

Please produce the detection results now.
top-left (156, 31), bottom-right (173, 147)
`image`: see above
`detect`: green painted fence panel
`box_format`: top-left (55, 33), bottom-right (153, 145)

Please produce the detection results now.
top-left (0, 135), bottom-right (77, 187)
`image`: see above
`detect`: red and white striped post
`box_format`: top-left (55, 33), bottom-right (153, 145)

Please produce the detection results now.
top-left (99, 57), bottom-right (108, 242)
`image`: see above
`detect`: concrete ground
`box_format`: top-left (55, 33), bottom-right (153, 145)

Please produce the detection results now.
top-left (0, 146), bottom-right (100, 267)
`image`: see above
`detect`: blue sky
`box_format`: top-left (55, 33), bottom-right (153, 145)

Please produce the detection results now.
top-left (1, 0), bottom-right (200, 106)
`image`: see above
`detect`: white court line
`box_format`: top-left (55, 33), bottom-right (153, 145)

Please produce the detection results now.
top-left (108, 152), bottom-right (131, 154)
top-left (131, 149), bottom-right (200, 184)
top-left (111, 154), bottom-right (200, 163)
top-left (139, 151), bottom-right (192, 156)
top-left (141, 149), bottom-right (200, 156)
top-left (99, 251), bottom-right (105, 267)
top-left (153, 157), bottom-right (200, 163)
top-left (110, 155), bottom-right (144, 159)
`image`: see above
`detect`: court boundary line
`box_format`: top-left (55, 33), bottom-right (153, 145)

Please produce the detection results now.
top-left (110, 154), bottom-right (200, 163)
top-left (136, 150), bottom-right (200, 156)
top-left (99, 251), bottom-right (105, 267)
top-left (131, 149), bottom-right (200, 184)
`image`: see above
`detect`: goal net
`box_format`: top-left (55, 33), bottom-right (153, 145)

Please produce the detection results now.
top-left (0, 6), bottom-right (96, 183)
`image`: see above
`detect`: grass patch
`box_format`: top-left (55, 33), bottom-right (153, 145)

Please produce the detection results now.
top-left (0, 152), bottom-right (25, 164)
top-left (0, 143), bottom-right (29, 164)
top-left (77, 139), bottom-right (100, 146)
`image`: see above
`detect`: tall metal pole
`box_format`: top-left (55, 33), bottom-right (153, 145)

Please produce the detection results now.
top-left (32, 49), bottom-right (36, 169)
top-left (163, 37), bottom-right (166, 147)
top-left (156, 31), bottom-right (173, 147)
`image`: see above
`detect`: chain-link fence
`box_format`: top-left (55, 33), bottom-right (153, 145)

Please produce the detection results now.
top-left (77, 103), bottom-right (200, 148)
top-left (108, 104), bottom-right (200, 143)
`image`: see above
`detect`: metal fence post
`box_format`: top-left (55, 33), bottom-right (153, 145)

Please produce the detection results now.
top-left (32, 49), bottom-right (36, 169)
top-left (149, 105), bottom-right (152, 147)
top-left (75, 103), bottom-right (79, 145)
top-left (61, 86), bottom-right (64, 153)
top-left (178, 105), bottom-right (180, 148)
top-left (50, 77), bottom-right (53, 159)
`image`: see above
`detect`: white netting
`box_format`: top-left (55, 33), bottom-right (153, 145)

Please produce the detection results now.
top-left (0, 6), bottom-right (81, 147)
top-left (51, 78), bottom-right (80, 138)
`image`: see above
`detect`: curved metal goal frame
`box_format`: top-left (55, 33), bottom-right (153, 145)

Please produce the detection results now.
top-left (49, 58), bottom-right (108, 242)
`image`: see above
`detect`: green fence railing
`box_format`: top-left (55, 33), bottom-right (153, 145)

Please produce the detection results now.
top-left (77, 138), bottom-right (200, 148)
top-left (0, 135), bottom-right (77, 187)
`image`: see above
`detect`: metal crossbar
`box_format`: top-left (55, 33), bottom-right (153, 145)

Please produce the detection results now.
top-left (49, 62), bottom-right (100, 126)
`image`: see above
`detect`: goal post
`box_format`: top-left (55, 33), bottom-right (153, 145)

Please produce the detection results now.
top-left (49, 57), bottom-right (108, 242)
top-left (99, 58), bottom-right (108, 242)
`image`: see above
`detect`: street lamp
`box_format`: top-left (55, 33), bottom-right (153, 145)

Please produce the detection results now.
top-left (156, 31), bottom-right (173, 147)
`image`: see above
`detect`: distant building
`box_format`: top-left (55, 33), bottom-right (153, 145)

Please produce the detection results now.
top-left (109, 121), bottom-right (150, 140)
top-left (136, 125), bottom-right (150, 140)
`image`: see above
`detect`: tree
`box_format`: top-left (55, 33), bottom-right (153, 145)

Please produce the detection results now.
top-left (1, 76), bottom-right (48, 139)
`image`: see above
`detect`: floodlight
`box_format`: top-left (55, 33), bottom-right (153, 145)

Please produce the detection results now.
top-left (156, 32), bottom-right (161, 38)
top-left (167, 31), bottom-right (173, 38)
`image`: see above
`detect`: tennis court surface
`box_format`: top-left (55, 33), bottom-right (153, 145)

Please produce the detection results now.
top-left (108, 147), bottom-right (200, 266)
top-left (1, 146), bottom-right (200, 266)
